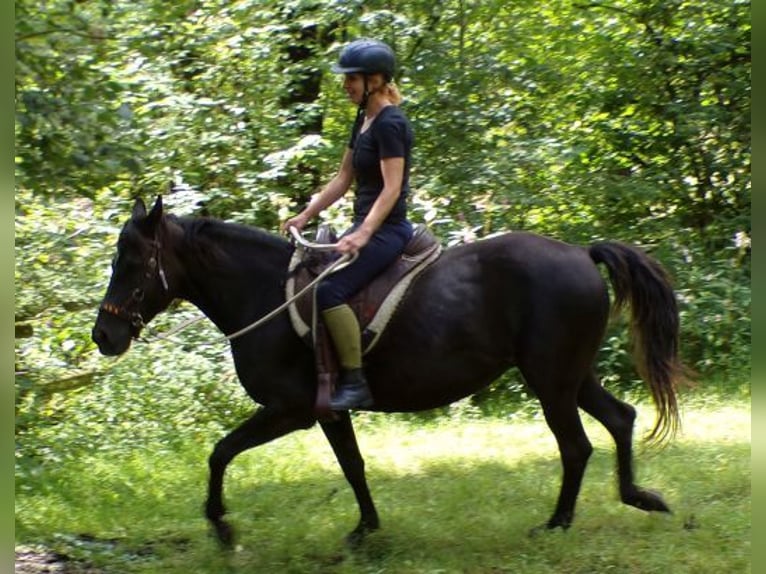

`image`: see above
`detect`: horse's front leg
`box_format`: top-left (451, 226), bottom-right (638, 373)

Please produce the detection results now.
top-left (320, 411), bottom-right (379, 547)
top-left (206, 406), bottom-right (314, 548)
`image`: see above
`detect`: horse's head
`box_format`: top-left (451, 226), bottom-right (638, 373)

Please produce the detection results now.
top-left (92, 196), bottom-right (174, 356)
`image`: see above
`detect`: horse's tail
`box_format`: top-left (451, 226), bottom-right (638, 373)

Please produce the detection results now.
top-left (589, 241), bottom-right (686, 443)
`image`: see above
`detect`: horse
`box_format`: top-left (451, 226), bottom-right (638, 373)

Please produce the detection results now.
top-left (91, 195), bottom-right (684, 547)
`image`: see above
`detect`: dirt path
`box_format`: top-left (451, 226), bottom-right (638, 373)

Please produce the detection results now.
top-left (15, 546), bottom-right (102, 574)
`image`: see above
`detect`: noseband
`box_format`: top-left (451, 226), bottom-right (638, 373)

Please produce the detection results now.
top-left (99, 238), bottom-right (169, 337)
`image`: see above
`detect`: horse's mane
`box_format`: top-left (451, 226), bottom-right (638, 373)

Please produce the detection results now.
top-left (172, 215), bottom-right (292, 274)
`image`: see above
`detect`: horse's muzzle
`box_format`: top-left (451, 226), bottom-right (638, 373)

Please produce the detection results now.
top-left (91, 319), bottom-right (132, 356)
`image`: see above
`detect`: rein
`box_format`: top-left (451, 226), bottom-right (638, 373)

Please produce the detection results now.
top-left (123, 227), bottom-right (357, 344)
top-left (225, 227), bottom-right (356, 340)
top-left (225, 251), bottom-right (355, 341)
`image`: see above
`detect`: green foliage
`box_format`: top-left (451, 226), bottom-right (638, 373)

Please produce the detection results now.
top-left (674, 246), bottom-right (751, 379)
top-left (16, 1), bottom-right (140, 195)
top-left (15, 188), bottom-right (116, 385)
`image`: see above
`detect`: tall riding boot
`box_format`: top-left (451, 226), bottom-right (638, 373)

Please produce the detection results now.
top-left (322, 304), bottom-right (374, 410)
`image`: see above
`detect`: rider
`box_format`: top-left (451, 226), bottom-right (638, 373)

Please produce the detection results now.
top-left (282, 39), bottom-right (414, 410)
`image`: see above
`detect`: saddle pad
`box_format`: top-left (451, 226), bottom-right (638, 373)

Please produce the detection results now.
top-left (286, 224), bottom-right (442, 353)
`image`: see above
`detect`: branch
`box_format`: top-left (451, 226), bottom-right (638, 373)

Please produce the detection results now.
top-left (27, 371), bottom-right (99, 396)
top-left (16, 25), bottom-right (117, 42)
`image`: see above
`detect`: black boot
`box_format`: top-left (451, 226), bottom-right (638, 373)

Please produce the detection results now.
top-left (330, 368), bottom-right (374, 410)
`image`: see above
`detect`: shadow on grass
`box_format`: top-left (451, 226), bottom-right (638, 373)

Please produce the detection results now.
top-left (15, 434), bottom-right (750, 573)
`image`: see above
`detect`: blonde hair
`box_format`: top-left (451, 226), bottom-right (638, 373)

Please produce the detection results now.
top-left (368, 75), bottom-right (402, 105)
top-left (384, 82), bottom-right (402, 105)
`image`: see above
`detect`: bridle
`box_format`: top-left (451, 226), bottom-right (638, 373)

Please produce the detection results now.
top-left (97, 226), bottom-right (355, 344)
top-left (99, 236), bottom-right (170, 337)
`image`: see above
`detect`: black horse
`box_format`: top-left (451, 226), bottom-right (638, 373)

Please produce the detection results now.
top-left (92, 196), bottom-right (684, 546)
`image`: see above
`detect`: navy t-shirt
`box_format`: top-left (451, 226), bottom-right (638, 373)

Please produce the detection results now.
top-left (348, 105), bottom-right (413, 224)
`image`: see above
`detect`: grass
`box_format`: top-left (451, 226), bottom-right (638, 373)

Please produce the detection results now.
top-left (15, 391), bottom-right (750, 573)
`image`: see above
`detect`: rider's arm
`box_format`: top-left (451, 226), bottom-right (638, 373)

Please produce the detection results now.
top-left (356, 156), bottom-right (404, 236)
top-left (290, 149), bottom-right (354, 227)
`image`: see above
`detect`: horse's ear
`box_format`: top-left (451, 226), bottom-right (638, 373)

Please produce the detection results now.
top-left (132, 197), bottom-right (147, 219)
top-left (144, 195), bottom-right (164, 231)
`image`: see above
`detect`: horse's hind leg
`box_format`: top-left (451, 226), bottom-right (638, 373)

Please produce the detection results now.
top-left (320, 411), bottom-right (379, 546)
top-left (531, 385), bottom-right (594, 531)
top-left (205, 406), bottom-right (313, 547)
top-left (577, 372), bottom-right (670, 513)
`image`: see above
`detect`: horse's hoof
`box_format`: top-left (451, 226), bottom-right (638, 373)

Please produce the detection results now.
top-left (623, 487), bottom-right (671, 513)
top-left (528, 520), bottom-right (570, 537)
top-left (211, 519), bottom-right (236, 549)
top-left (345, 521), bottom-right (379, 548)
top-left (346, 529), bottom-right (366, 549)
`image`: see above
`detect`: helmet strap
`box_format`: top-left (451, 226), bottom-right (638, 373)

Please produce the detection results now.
top-left (360, 75), bottom-right (370, 113)
top-left (354, 104), bottom-right (366, 135)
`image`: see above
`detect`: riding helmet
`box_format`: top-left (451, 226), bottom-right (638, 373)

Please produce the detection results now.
top-left (331, 39), bottom-right (396, 82)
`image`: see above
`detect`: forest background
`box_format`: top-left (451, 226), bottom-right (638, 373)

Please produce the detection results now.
top-left (15, 0), bottom-right (750, 510)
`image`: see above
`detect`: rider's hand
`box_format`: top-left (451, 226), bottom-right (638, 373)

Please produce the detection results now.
top-left (281, 213), bottom-right (309, 235)
top-left (336, 227), bottom-right (372, 255)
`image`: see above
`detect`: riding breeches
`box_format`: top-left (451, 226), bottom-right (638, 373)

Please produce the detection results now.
top-left (316, 219), bottom-right (413, 311)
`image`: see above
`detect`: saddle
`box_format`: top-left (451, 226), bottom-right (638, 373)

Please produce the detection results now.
top-left (285, 224), bottom-right (442, 418)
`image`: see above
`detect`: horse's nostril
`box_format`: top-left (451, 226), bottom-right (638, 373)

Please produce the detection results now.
top-left (92, 326), bottom-right (106, 346)
top-left (91, 323), bottom-right (129, 356)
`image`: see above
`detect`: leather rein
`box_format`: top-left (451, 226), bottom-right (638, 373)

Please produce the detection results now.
top-left (223, 228), bottom-right (356, 340)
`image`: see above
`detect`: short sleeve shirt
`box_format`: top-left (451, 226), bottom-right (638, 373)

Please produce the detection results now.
top-left (349, 105), bottom-right (413, 223)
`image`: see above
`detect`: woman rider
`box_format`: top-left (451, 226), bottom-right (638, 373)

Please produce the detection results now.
top-left (282, 39), bottom-right (414, 410)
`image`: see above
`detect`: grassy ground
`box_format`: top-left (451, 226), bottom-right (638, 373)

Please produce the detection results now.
top-left (15, 392), bottom-right (750, 573)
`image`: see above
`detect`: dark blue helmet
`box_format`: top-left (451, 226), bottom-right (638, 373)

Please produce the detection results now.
top-left (331, 39), bottom-right (396, 82)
